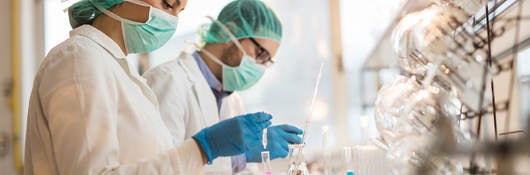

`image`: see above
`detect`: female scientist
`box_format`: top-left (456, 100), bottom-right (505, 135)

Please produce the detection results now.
top-left (23, 0), bottom-right (272, 174)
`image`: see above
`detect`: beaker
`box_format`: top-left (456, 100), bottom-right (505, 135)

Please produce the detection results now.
top-left (287, 144), bottom-right (309, 175)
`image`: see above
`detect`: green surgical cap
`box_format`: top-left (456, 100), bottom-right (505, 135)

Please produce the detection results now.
top-left (68, 0), bottom-right (124, 29)
top-left (201, 0), bottom-right (283, 44)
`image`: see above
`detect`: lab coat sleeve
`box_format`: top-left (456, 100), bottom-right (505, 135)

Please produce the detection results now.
top-left (144, 62), bottom-right (189, 145)
top-left (41, 52), bottom-right (203, 175)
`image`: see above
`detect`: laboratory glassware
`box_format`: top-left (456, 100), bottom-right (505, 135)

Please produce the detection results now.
top-left (430, 0), bottom-right (489, 15)
top-left (261, 151), bottom-right (272, 175)
top-left (344, 147), bottom-right (355, 175)
top-left (287, 144), bottom-right (309, 175)
top-left (393, 4), bottom-right (491, 112)
top-left (299, 63), bottom-right (325, 159)
top-left (392, 5), bottom-right (471, 75)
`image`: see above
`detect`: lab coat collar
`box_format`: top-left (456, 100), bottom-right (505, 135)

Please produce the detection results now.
top-left (178, 51), bottom-right (220, 126)
top-left (70, 25), bottom-right (127, 59)
top-left (70, 25), bottom-right (158, 106)
top-left (192, 51), bottom-right (224, 92)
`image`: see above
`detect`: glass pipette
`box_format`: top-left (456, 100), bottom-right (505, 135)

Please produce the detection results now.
top-left (262, 128), bottom-right (268, 149)
top-left (297, 62), bottom-right (325, 162)
top-left (262, 127), bottom-right (270, 174)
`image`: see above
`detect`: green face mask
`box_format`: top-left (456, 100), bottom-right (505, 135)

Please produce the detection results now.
top-left (94, 0), bottom-right (178, 54)
top-left (222, 55), bottom-right (266, 91)
top-left (201, 49), bottom-right (266, 91)
top-left (198, 17), bottom-right (266, 92)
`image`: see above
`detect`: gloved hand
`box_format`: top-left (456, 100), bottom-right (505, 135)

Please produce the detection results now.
top-left (192, 112), bottom-right (272, 164)
top-left (245, 124), bottom-right (303, 162)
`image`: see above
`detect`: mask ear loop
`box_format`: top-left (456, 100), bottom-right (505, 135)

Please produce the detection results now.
top-left (92, 3), bottom-right (145, 25)
top-left (187, 40), bottom-right (226, 66)
top-left (205, 16), bottom-right (249, 56)
top-left (124, 0), bottom-right (178, 23)
top-left (92, 0), bottom-right (156, 25)
top-left (123, 0), bottom-right (151, 7)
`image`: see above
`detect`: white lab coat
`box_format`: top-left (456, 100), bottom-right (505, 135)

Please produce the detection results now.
top-left (143, 48), bottom-right (247, 174)
top-left (24, 25), bottom-right (205, 175)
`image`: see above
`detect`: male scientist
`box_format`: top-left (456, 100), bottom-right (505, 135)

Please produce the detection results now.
top-left (143, 0), bottom-right (303, 174)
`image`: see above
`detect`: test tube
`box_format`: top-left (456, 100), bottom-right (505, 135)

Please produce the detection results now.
top-left (344, 147), bottom-right (355, 175)
top-left (360, 115), bottom-right (369, 142)
top-left (321, 126), bottom-right (329, 149)
top-left (322, 126), bottom-right (330, 175)
top-left (261, 151), bottom-right (272, 175)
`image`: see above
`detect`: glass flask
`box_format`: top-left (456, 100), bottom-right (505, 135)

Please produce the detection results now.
top-left (430, 0), bottom-right (489, 15)
top-left (392, 5), bottom-right (473, 75)
top-left (375, 75), bottom-right (468, 174)
top-left (414, 7), bottom-right (473, 64)
top-left (397, 5), bottom-right (492, 112)
top-left (392, 10), bottom-right (430, 75)
top-left (287, 144), bottom-right (309, 175)
top-left (376, 76), bottom-right (461, 136)
top-left (374, 75), bottom-right (423, 144)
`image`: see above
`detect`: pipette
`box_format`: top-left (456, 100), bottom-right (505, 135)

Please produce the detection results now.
top-left (262, 122), bottom-right (270, 174)
top-left (297, 62), bottom-right (325, 162)
top-left (262, 128), bottom-right (268, 149)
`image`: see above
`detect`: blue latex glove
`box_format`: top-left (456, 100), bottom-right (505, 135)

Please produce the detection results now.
top-left (193, 112), bottom-right (272, 164)
top-left (245, 124), bottom-right (303, 162)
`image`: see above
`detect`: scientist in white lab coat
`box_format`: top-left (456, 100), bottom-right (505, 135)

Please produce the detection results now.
top-left (144, 0), bottom-right (303, 174)
top-left (24, 0), bottom-right (274, 174)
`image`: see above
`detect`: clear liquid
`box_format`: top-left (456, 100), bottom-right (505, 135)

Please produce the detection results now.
top-left (287, 162), bottom-right (309, 175)
top-left (287, 144), bottom-right (309, 175)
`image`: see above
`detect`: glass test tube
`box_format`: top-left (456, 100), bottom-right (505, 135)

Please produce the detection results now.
top-left (322, 126), bottom-right (330, 175)
top-left (261, 151), bottom-right (272, 175)
top-left (344, 147), bottom-right (355, 175)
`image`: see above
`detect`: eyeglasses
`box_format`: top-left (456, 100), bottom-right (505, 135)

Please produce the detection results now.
top-left (248, 38), bottom-right (274, 65)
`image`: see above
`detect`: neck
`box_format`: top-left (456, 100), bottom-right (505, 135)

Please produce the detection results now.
top-left (198, 44), bottom-right (225, 82)
top-left (92, 14), bottom-right (127, 55)
top-left (86, 2), bottom-right (150, 56)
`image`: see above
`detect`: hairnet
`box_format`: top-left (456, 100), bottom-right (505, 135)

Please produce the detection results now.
top-left (201, 0), bottom-right (283, 44)
top-left (68, 0), bottom-right (124, 29)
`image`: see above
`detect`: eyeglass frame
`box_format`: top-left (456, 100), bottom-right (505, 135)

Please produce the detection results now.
top-left (248, 37), bottom-right (274, 65)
